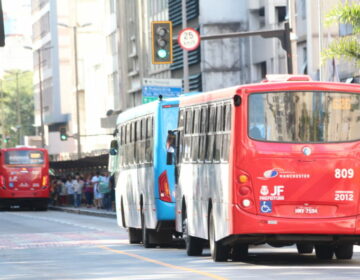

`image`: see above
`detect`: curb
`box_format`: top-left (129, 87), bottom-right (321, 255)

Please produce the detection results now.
top-left (49, 206), bottom-right (116, 219)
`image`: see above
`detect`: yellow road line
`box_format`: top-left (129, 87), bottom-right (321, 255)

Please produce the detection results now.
top-left (97, 245), bottom-right (228, 280)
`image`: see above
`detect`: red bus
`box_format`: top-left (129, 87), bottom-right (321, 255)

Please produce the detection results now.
top-left (0, 147), bottom-right (50, 210)
top-left (172, 75), bottom-right (360, 262)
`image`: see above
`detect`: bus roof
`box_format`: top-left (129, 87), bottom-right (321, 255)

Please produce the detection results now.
top-left (1, 147), bottom-right (47, 152)
top-left (116, 98), bottom-right (179, 125)
top-left (179, 78), bottom-right (360, 107)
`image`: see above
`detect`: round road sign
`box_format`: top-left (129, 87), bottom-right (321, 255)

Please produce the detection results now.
top-left (178, 28), bottom-right (200, 51)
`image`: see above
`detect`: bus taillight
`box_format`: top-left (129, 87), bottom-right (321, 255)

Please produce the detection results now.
top-left (236, 172), bottom-right (256, 214)
top-left (159, 171), bottom-right (171, 202)
top-left (42, 175), bottom-right (48, 188)
top-left (0, 175), bottom-right (4, 188)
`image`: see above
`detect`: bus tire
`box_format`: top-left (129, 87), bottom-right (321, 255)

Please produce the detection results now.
top-left (141, 212), bottom-right (155, 248)
top-left (231, 244), bottom-right (248, 261)
top-left (315, 244), bottom-right (334, 260)
top-left (335, 244), bottom-right (353, 260)
top-left (182, 212), bottom-right (203, 256)
top-left (209, 213), bottom-right (229, 262)
top-left (128, 227), bottom-right (142, 244)
top-left (296, 243), bottom-right (314, 254)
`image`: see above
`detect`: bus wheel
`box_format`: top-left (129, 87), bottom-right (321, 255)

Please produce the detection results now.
top-left (128, 227), bottom-right (142, 244)
top-left (141, 212), bottom-right (155, 248)
top-left (209, 213), bottom-right (229, 262)
top-left (315, 245), bottom-right (334, 260)
top-left (182, 212), bottom-right (203, 256)
top-left (231, 244), bottom-right (248, 261)
top-left (296, 243), bottom-right (314, 254)
top-left (335, 244), bottom-right (353, 260)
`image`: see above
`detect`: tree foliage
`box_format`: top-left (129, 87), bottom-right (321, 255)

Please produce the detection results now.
top-left (1, 70), bottom-right (34, 147)
top-left (322, 1), bottom-right (360, 65)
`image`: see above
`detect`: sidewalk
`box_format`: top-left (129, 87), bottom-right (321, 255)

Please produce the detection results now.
top-left (49, 205), bottom-right (116, 219)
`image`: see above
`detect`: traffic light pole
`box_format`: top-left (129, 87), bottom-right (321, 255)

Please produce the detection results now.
top-left (198, 22), bottom-right (293, 74)
top-left (181, 0), bottom-right (190, 93)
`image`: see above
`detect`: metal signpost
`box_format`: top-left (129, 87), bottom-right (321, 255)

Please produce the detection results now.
top-left (142, 78), bottom-right (182, 104)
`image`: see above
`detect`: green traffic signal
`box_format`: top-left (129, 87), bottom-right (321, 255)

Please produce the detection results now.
top-left (59, 127), bottom-right (68, 141)
top-left (151, 21), bottom-right (172, 64)
top-left (157, 49), bottom-right (168, 59)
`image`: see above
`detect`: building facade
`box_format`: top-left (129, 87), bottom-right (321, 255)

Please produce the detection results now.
top-left (31, 0), bottom-right (112, 160)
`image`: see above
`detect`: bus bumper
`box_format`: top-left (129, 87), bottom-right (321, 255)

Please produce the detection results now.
top-left (232, 205), bottom-right (360, 236)
top-left (0, 197), bottom-right (49, 208)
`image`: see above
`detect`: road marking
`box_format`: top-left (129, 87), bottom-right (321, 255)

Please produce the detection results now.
top-left (97, 245), bottom-right (228, 280)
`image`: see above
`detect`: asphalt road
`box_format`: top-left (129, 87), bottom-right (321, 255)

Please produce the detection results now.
top-left (1, 210), bottom-right (360, 280)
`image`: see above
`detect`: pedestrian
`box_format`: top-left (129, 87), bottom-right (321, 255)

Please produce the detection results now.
top-left (73, 173), bottom-right (84, 208)
top-left (99, 171), bottom-right (111, 211)
top-left (92, 171), bottom-right (103, 209)
top-left (65, 175), bottom-right (74, 206)
top-left (55, 178), bottom-right (64, 205)
top-left (50, 178), bottom-right (57, 206)
top-left (59, 178), bottom-right (67, 205)
top-left (84, 175), bottom-right (93, 208)
top-left (109, 174), bottom-right (116, 211)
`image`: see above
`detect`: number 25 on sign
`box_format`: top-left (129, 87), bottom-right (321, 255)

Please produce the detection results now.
top-left (178, 27), bottom-right (200, 51)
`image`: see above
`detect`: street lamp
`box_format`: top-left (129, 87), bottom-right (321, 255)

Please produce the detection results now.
top-left (58, 22), bottom-right (91, 159)
top-left (24, 45), bottom-right (52, 148)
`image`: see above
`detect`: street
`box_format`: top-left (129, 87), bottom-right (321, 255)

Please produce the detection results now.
top-left (1, 210), bottom-right (360, 280)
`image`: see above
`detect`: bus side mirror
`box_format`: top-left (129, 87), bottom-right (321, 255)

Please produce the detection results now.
top-left (166, 130), bottom-right (177, 165)
top-left (109, 140), bottom-right (118, 156)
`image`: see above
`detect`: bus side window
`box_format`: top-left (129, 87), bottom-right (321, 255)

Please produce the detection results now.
top-left (184, 108), bottom-right (193, 162)
top-left (129, 122), bottom-right (135, 165)
top-left (214, 104), bottom-right (223, 162)
top-left (206, 105), bottom-right (216, 162)
top-left (221, 104), bottom-right (232, 162)
top-left (140, 118), bottom-right (146, 164)
top-left (191, 107), bottom-right (200, 162)
top-left (178, 109), bottom-right (185, 163)
top-left (199, 106), bottom-right (208, 163)
top-left (125, 123), bottom-right (130, 166)
top-left (135, 120), bottom-right (141, 164)
top-left (145, 116), bottom-right (153, 164)
top-left (150, 116), bottom-right (154, 163)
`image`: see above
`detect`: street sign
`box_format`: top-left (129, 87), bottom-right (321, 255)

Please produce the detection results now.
top-left (142, 78), bottom-right (182, 104)
top-left (178, 28), bottom-right (200, 51)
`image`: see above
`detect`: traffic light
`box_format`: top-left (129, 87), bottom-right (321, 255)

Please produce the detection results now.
top-left (59, 127), bottom-right (68, 141)
top-left (151, 21), bottom-right (173, 64)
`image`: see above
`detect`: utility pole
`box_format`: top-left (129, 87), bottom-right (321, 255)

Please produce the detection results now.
top-left (58, 22), bottom-right (91, 159)
top-left (73, 25), bottom-right (81, 159)
top-left (181, 0), bottom-right (190, 92)
top-left (37, 48), bottom-right (45, 148)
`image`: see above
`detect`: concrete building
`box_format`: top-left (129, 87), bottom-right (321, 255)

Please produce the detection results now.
top-left (31, 0), bottom-right (112, 160)
top-left (110, 0), bottom-right (290, 121)
top-left (290, 0), bottom-right (359, 82)
top-left (0, 0), bottom-right (33, 75)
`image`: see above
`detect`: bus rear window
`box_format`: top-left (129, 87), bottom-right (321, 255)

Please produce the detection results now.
top-left (248, 91), bottom-right (360, 143)
top-left (5, 150), bottom-right (45, 165)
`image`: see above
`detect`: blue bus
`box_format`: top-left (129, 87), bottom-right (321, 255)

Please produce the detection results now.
top-left (109, 97), bottom-right (179, 247)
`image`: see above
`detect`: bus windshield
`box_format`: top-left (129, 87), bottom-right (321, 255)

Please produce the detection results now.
top-left (4, 150), bottom-right (45, 165)
top-left (249, 91), bottom-right (360, 143)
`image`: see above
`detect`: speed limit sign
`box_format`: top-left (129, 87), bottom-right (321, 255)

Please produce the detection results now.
top-left (178, 28), bottom-right (200, 51)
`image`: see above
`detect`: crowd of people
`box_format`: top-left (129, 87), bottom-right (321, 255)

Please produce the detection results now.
top-left (49, 171), bottom-right (115, 211)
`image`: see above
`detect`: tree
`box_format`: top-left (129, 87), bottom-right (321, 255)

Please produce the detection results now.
top-left (1, 70), bottom-right (34, 147)
top-left (322, 1), bottom-right (360, 65)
